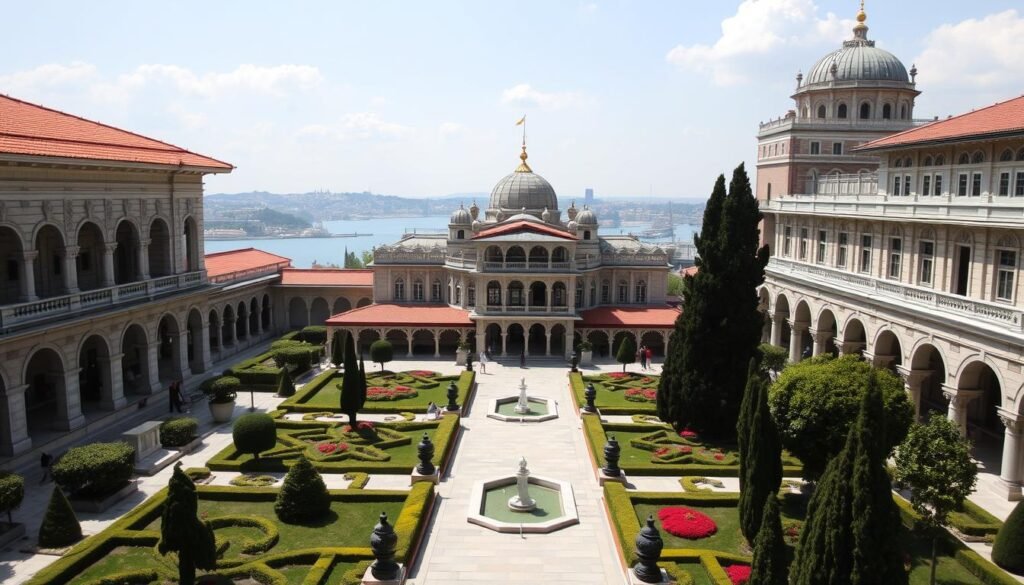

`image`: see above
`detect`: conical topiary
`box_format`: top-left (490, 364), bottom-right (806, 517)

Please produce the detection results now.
top-left (38, 485), bottom-right (82, 548)
top-left (736, 359), bottom-right (759, 494)
top-left (277, 368), bottom-right (294, 397)
top-left (739, 372), bottom-right (782, 543)
top-left (994, 500), bottom-right (1024, 574)
top-left (616, 335), bottom-right (636, 373)
top-left (158, 464), bottom-right (217, 585)
top-left (331, 330), bottom-right (344, 368)
top-left (749, 497), bottom-right (788, 585)
top-left (275, 455), bottom-right (331, 524)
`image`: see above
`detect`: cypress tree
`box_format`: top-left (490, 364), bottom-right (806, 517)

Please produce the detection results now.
top-left (38, 485), bottom-right (82, 548)
top-left (748, 497), bottom-right (788, 585)
top-left (331, 330), bottom-right (344, 368)
top-left (340, 331), bottom-right (365, 426)
top-left (736, 359), bottom-right (759, 493)
top-left (615, 335), bottom-right (636, 373)
top-left (277, 368), bottom-right (294, 397)
top-left (275, 455), bottom-right (331, 524)
top-left (157, 464), bottom-right (217, 585)
top-left (656, 166), bottom-right (767, 436)
top-left (739, 373), bottom-right (782, 543)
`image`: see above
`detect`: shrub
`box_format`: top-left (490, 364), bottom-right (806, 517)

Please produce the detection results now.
top-left (160, 417), bottom-right (199, 448)
top-left (756, 343), bottom-right (787, 376)
top-left (38, 485), bottom-right (81, 548)
top-left (578, 340), bottom-right (593, 351)
top-left (232, 413), bottom-right (278, 460)
top-left (370, 340), bottom-right (394, 371)
top-left (273, 346), bottom-right (313, 374)
top-left (299, 325), bottom-right (328, 345)
top-left (206, 376), bottom-right (240, 404)
top-left (229, 474), bottom-right (277, 487)
top-left (275, 456), bottom-right (331, 523)
top-left (0, 472), bottom-right (24, 524)
top-left (52, 442), bottom-right (135, 498)
top-left (184, 467), bottom-right (211, 482)
top-left (277, 369), bottom-right (295, 398)
top-left (994, 500), bottom-right (1024, 574)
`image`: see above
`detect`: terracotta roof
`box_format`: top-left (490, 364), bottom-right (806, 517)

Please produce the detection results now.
top-left (279, 268), bottom-right (374, 287)
top-left (857, 95), bottom-right (1024, 151)
top-left (326, 304), bottom-right (474, 327)
top-left (0, 93), bottom-right (233, 170)
top-left (205, 248), bottom-right (291, 282)
top-left (680, 266), bottom-right (699, 277)
top-left (473, 220), bottom-right (576, 241)
top-left (578, 306), bottom-right (681, 328)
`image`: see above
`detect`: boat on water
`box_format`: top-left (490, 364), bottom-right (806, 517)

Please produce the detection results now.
top-left (639, 226), bottom-right (675, 239)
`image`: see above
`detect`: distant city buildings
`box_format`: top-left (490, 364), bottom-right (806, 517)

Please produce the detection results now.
top-left (584, 188), bottom-right (594, 205)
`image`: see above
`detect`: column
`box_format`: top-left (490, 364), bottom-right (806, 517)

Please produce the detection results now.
top-left (176, 329), bottom-right (192, 381)
top-left (896, 367), bottom-right (929, 421)
top-left (838, 340), bottom-right (865, 357)
top-left (0, 384), bottom-right (33, 456)
top-left (545, 287), bottom-right (552, 312)
top-left (997, 409), bottom-right (1024, 501)
top-left (102, 242), bottom-right (117, 287)
top-left (56, 367), bottom-right (86, 431)
top-left (501, 331), bottom-right (508, 357)
top-left (405, 328), bottom-right (413, 357)
top-left (61, 245), bottom-right (80, 293)
top-left (811, 330), bottom-right (831, 356)
top-left (433, 330), bottom-right (441, 358)
top-left (942, 385), bottom-right (980, 437)
top-left (770, 314), bottom-right (784, 346)
top-left (545, 331), bottom-right (552, 356)
top-left (102, 353), bottom-right (128, 410)
top-left (20, 251), bottom-right (38, 301)
top-left (200, 321), bottom-right (213, 373)
top-left (788, 321), bottom-right (808, 363)
top-left (138, 239), bottom-right (151, 280)
top-left (147, 340), bottom-right (163, 394)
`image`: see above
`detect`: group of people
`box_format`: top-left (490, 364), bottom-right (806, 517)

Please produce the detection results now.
top-left (637, 345), bottom-right (654, 369)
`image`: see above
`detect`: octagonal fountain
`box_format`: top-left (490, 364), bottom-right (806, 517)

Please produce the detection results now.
top-left (487, 378), bottom-right (558, 423)
top-left (468, 457), bottom-right (579, 534)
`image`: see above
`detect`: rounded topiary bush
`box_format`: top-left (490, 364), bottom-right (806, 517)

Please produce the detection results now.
top-left (0, 471), bottom-right (25, 524)
top-left (52, 442), bottom-right (135, 498)
top-left (232, 413), bottom-right (277, 460)
top-left (273, 346), bottom-right (314, 374)
top-left (370, 339), bottom-right (394, 371)
top-left (38, 485), bottom-right (81, 548)
top-left (160, 417), bottom-right (199, 448)
top-left (994, 500), bottom-right (1024, 574)
top-left (206, 376), bottom-right (240, 404)
top-left (299, 326), bottom-right (328, 345)
top-left (275, 456), bottom-right (330, 524)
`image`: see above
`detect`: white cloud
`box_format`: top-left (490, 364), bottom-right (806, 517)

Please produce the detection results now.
top-left (297, 112), bottom-right (410, 141)
top-left (94, 63), bottom-right (323, 101)
top-left (501, 83), bottom-right (590, 111)
top-left (914, 10), bottom-right (1024, 92)
top-left (665, 0), bottom-right (851, 86)
top-left (438, 121), bottom-right (466, 137)
top-left (0, 62), bottom-right (97, 97)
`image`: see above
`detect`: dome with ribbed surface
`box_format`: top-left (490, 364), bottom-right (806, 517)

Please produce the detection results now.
top-left (576, 206), bottom-right (598, 226)
top-left (449, 205), bottom-right (471, 224)
top-left (488, 146), bottom-right (558, 214)
top-left (801, 8), bottom-right (910, 88)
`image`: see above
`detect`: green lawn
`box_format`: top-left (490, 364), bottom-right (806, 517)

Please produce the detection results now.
top-left (282, 370), bottom-right (474, 414)
top-left (572, 372), bottom-right (659, 414)
top-left (635, 503), bottom-right (747, 555)
top-left (68, 546), bottom-right (169, 585)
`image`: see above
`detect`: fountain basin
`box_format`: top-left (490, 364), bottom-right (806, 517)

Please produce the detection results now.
top-left (487, 396), bottom-right (558, 423)
top-left (468, 475), bottom-right (579, 533)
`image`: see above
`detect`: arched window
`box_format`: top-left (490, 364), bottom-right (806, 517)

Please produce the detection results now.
top-left (893, 158), bottom-right (903, 168)
top-left (859, 102), bottom-right (871, 119)
top-left (1017, 148), bottom-right (1024, 162)
top-left (900, 104), bottom-right (908, 119)
top-left (617, 280), bottom-right (629, 303)
top-left (972, 151), bottom-right (985, 164)
top-left (456, 229), bottom-right (465, 239)
top-left (412, 279), bottom-right (424, 301)
top-left (1001, 149), bottom-right (1014, 162)
top-left (903, 157), bottom-right (913, 167)
top-left (767, 183), bottom-right (772, 201)
top-left (882, 104), bottom-right (892, 119)
top-left (394, 278), bottom-right (405, 301)
top-left (486, 281), bottom-right (501, 306)
top-left (455, 283), bottom-right (462, 304)
top-left (590, 281), bottom-right (597, 306)
top-left (837, 103), bottom-right (848, 119)
top-left (467, 285), bottom-right (475, 307)
top-left (935, 154), bottom-right (945, 166)
top-left (635, 280), bottom-right (648, 303)
top-left (583, 230), bottom-right (591, 240)
top-left (552, 282), bottom-right (566, 306)
top-left (923, 155), bottom-right (933, 167)
top-left (817, 105), bottom-right (826, 119)
top-left (958, 153), bottom-right (971, 165)
top-left (432, 279), bottom-right (442, 302)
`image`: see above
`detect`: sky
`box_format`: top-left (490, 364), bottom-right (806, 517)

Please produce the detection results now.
top-left (2, 1), bottom-right (1023, 199)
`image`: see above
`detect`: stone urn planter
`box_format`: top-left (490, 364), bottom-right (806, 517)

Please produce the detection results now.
top-left (456, 348), bottom-right (469, 366)
top-left (209, 400), bottom-right (236, 423)
top-left (580, 350), bottom-right (593, 366)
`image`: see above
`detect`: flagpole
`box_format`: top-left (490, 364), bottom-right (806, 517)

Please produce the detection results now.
top-left (522, 115), bottom-right (527, 148)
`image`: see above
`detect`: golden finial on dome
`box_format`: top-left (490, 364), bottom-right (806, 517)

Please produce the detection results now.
top-left (857, 0), bottom-right (866, 22)
top-left (515, 145), bottom-right (532, 173)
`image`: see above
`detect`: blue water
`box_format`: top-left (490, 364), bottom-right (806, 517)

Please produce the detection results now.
top-left (204, 215), bottom-right (698, 268)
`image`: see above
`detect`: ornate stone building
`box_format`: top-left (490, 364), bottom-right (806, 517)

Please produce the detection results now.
top-left (327, 145), bottom-right (680, 358)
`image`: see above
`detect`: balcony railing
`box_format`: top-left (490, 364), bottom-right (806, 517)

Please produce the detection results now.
top-left (758, 116), bottom-right (931, 133)
top-left (768, 258), bottom-right (1024, 331)
top-left (0, 271), bottom-right (207, 331)
top-left (477, 304), bottom-right (573, 315)
top-left (481, 261), bottom-right (573, 272)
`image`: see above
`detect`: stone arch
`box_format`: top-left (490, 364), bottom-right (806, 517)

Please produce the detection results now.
top-left (506, 323), bottom-right (526, 356)
top-left (587, 330), bottom-right (610, 358)
top-left (208, 308), bottom-right (221, 355)
top-left (612, 330), bottom-right (638, 359)
top-left (78, 333), bottom-right (113, 410)
top-left (309, 297), bottom-right (330, 325)
top-left (157, 313), bottom-right (183, 383)
top-left (529, 281), bottom-right (547, 307)
top-left (249, 297), bottom-right (260, 335)
top-left (958, 360), bottom-right (1004, 448)
top-left (113, 218), bottom-right (141, 284)
top-left (549, 323), bottom-right (567, 357)
top-left (552, 282), bottom-right (567, 307)
top-left (0, 224), bottom-right (25, 303)
top-left (486, 280), bottom-right (502, 307)
top-left (183, 215), bottom-right (199, 272)
top-left (236, 301), bottom-right (248, 341)
top-left (485, 246), bottom-right (503, 263)
top-left (910, 343), bottom-right (947, 417)
top-left (24, 346), bottom-right (66, 437)
top-left (75, 220), bottom-right (107, 291)
top-left (506, 246), bottom-right (526, 264)
top-left (841, 316), bottom-right (867, 356)
top-left (640, 330), bottom-right (665, 357)
top-left (187, 308), bottom-right (205, 374)
top-left (528, 246), bottom-right (548, 265)
top-left (222, 303), bottom-right (236, 346)
top-left (148, 217), bottom-right (172, 277)
top-left (288, 297), bottom-right (308, 329)
top-left (815, 308), bottom-right (839, 356)
top-left (527, 323), bottom-right (546, 356)
top-left (384, 328), bottom-right (409, 356)
top-left (121, 323), bottom-right (151, 395)
top-left (411, 329), bottom-right (435, 356)
top-left (551, 246), bottom-right (569, 263)
top-left (356, 297), bottom-right (372, 308)
top-left (262, 294), bottom-right (272, 331)
top-left (34, 223), bottom-right (65, 298)
top-left (439, 329), bottom-right (461, 355)
top-left (333, 297), bottom-right (352, 315)
top-left (357, 329), bottom-right (381, 353)
top-left (483, 324), bottom-right (503, 356)
top-left (793, 300), bottom-right (813, 360)
top-left (872, 329), bottom-right (903, 373)
top-left (774, 293), bottom-right (792, 351)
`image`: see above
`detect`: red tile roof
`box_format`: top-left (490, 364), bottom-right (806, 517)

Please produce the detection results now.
top-left (857, 95), bottom-right (1024, 151)
top-left (205, 248), bottom-right (291, 282)
top-left (680, 266), bottom-right (699, 277)
top-left (578, 306), bottom-right (681, 328)
top-left (0, 93), bottom-right (233, 170)
top-left (279, 268), bottom-right (374, 287)
top-left (326, 304), bottom-right (474, 327)
top-left (473, 220), bottom-right (576, 240)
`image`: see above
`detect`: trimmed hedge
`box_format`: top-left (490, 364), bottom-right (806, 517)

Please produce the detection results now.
top-left (160, 417), bottom-right (199, 447)
top-left (344, 472), bottom-right (370, 490)
top-left (298, 326), bottom-right (328, 345)
top-left (949, 498), bottom-right (1003, 537)
top-left (0, 471), bottom-right (25, 523)
top-left (207, 514), bottom-right (280, 554)
top-left (280, 370), bottom-right (476, 414)
top-left (52, 442), bottom-right (135, 498)
top-left (185, 467), bottom-right (212, 482)
top-left (230, 475), bottom-right (277, 487)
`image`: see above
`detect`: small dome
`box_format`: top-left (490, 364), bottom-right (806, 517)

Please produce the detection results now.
top-left (450, 205), bottom-right (472, 225)
top-left (576, 206), bottom-right (598, 226)
top-left (567, 220), bottom-right (578, 231)
top-left (488, 146), bottom-right (558, 214)
top-left (469, 200), bottom-right (479, 220)
top-left (801, 8), bottom-right (910, 88)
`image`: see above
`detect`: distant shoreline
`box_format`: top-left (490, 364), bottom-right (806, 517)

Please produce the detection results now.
top-left (204, 232), bottom-right (372, 241)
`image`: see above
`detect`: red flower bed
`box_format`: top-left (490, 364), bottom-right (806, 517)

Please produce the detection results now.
top-left (678, 428), bottom-right (698, 439)
top-left (678, 446), bottom-right (692, 454)
top-left (725, 565), bottom-right (751, 585)
top-left (606, 372), bottom-right (630, 379)
top-left (657, 507), bottom-right (717, 539)
top-left (654, 447), bottom-right (671, 456)
top-left (409, 370), bottom-right (437, 377)
top-left (316, 442), bottom-right (349, 454)
top-left (624, 388), bottom-right (657, 403)
top-left (366, 385), bottom-right (418, 401)
top-left (341, 421), bottom-right (375, 433)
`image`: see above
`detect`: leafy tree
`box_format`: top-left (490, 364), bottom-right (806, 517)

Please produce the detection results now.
top-left (275, 455), bottom-right (331, 524)
top-left (331, 330), bottom-right (345, 367)
top-left (37, 485), bottom-right (81, 548)
top-left (341, 331), bottom-right (367, 425)
top-left (276, 368), bottom-right (294, 398)
top-left (0, 472), bottom-right (24, 524)
top-left (667, 273), bottom-right (683, 297)
top-left (894, 413), bottom-right (977, 585)
top-left (232, 413), bottom-right (277, 460)
top-left (756, 343), bottom-right (787, 378)
top-left (994, 501), bottom-right (1024, 575)
top-left (656, 165), bottom-right (768, 437)
top-left (768, 355), bottom-right (913, 481)
top-left (739, 371), bottom-right (782, 543)
top-left (615, 335), bottom-right (636, 373)
top-left (749, 497), bottom-right (788, 585)
top-left (370, 339), bottom-right (394, 372)
top-left (158, 465), bottom-right (217, 585)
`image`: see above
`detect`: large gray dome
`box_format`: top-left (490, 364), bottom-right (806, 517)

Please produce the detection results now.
top-left (488, 147), bottom-right (558, 213)
top-left (801, 11), bottom-right (910, 88)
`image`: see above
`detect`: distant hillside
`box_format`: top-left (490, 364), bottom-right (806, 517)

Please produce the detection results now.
top-left (205, 191), bottom-right (454, 220)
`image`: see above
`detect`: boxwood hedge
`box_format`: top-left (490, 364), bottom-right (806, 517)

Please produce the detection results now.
top-left (52, 442), bottom-right (135, 498)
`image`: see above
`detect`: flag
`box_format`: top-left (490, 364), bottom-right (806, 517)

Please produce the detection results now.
top-left (515, 115), bottom-right (526, 126)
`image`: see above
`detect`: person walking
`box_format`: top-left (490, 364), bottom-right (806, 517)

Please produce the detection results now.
top-left (170, 381), bottom-right (184, 413)
top-left (638, 346), bottom-right (646, 369)
top-left (479, 351), bottom-right (488, 374)
top-left (39, 452), bottom-right (52, 484)
top-left (645, 346), bottom-right (653, 370)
